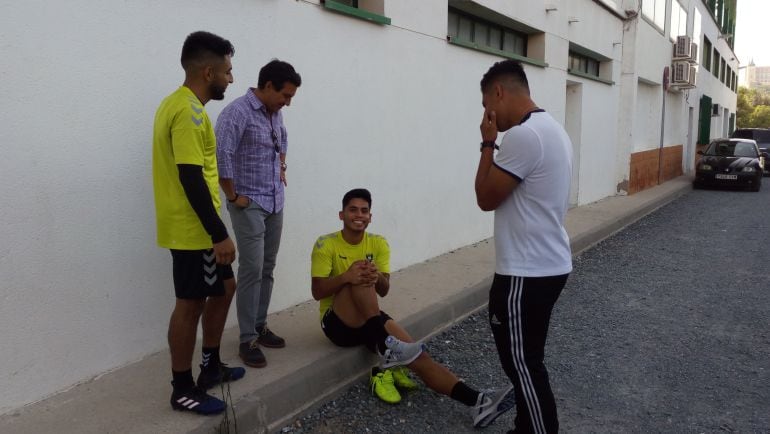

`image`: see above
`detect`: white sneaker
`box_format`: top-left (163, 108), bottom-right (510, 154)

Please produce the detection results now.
top-left (381, 335), bottom-right (425, 368)
top-left (471, 385), bottom-right (516, 428)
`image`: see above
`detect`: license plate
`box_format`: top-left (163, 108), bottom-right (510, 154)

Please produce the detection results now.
top-left (715, 174), bottom-right (737, 180)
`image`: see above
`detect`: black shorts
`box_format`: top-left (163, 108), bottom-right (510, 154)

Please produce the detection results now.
top-left (321, 308), bottom-right (392, 353)
top-left (170, 249), bottom-right (234, 299)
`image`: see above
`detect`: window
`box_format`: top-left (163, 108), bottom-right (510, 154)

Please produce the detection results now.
top-left (448, 8), bottom-right (527, 58)
top-left (712, 49), bottom-right (719, 78)
top-left (567, 43), bottom-right (612, 84)
top-left (669, 1), bottom-right (687, 41)
top-left (569, 52), bottom-right (600, 77)
top-left (692, 8), bottom-right (702, 48)
top-left (720, 58), bottom-right (726, 84)
top-left (702, 36), bottom-right (712, 71)
top-left (642, 0), bottom-right (666, 30)
top-left (322, 0), bottom-right (390, 25)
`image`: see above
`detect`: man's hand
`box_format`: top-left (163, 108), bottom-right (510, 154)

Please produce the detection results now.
top-left (361, 260), bottom-right (380, 285)
top-left (343, 260), bottom-right (378, 286)
top-left (232, 195), bottom-right (249, 209)
top-left (280, 170), bottom-right (287, 187)
top-left (213, 237), bottom-right (236, 265)
top-left (480, 108), bottom-right (498, 143)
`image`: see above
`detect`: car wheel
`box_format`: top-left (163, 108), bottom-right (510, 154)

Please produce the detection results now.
top-left (752, 180), bottom-right (762, 192)
top-left (693, 181), bottom-right (701, 189)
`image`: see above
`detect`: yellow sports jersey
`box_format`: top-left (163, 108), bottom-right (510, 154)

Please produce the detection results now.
top-left (152, 86), bottom-right (221, 250)
top-left (311, 231), bottom-right (390, 321)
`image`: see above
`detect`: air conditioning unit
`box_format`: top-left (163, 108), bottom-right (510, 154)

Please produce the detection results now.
top-left (672, 65), bottom-right (698, 89)
top-left (687, 65), bottom-right (697, 87)
top-left (688, 42), bottom-right (698, 64)
top-left (674, 36), bottom-right (692, 58)
top-left (712, 103), bottom-right (721, 116)
top-left (672, 61), bottom-right (693, 84)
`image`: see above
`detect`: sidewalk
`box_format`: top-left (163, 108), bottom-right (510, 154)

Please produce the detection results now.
top-left (0, 176), bottom-right (692, 434)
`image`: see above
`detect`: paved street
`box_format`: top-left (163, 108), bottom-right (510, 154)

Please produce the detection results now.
top-left (282, 184), bottom-right (770, 434)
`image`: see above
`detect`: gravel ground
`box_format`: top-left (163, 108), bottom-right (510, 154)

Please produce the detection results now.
top-left (280, 186), bottom-right (770, 434)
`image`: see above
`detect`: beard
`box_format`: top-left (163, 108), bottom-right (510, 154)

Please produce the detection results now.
top-left (210, 83), bottom-right (227, 101)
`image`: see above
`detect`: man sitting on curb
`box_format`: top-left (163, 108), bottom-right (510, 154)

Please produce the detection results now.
top-left (310, 188), bottom-right (515, 428)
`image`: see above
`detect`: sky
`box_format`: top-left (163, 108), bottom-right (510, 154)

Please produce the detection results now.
top-left (734, 0), bottom-right (767, 66)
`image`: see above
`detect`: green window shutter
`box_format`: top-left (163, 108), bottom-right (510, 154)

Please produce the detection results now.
top-left (698, 95), bottom-right (713, 145)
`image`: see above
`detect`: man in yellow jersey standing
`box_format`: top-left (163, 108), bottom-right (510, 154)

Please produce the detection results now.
top-left (310, 189), bottom-right (515, 428)
top-left (152, 31), bottom-right (244, 415)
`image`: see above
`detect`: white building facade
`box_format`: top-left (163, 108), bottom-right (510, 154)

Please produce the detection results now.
top-left (0, 0), bottom-right (738, 413)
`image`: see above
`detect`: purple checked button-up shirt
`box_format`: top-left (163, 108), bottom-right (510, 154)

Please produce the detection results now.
top-left (215, 88), bottom-right (288, 213)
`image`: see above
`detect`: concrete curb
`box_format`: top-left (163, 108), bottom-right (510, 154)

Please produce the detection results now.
top-left (0, 177), bottom-right (692, 434)
top-left (212, 178), bottom-right (692, 434)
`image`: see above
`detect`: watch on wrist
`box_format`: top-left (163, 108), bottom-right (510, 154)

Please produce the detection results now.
top-left (480, 141), bottom-right (498, 151)
top-left (280, 162), bottom-right (287, 171)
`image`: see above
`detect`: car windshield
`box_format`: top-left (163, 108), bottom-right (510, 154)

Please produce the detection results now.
top-left (732, 129), bottom-right (770, 145)
top-left (705, 141), bottom-right (757, 157)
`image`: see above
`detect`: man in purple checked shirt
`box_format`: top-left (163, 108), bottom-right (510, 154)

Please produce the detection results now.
top-left (215, 60), bottom-right (301, 368)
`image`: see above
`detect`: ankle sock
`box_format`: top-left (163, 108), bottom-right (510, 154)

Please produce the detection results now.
top-left (201, 346), bottom-right (221, 372)
top-left (172, 369), bottom-right (195, 391)
top-left (450, 381), bottom-right (481, 407)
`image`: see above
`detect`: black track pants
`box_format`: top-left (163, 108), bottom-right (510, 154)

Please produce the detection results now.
top-left (488, 273), bottom-right (569, 434)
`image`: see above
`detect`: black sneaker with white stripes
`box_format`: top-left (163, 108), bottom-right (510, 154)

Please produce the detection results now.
top-left (170, 386), bottom-right (226, 415)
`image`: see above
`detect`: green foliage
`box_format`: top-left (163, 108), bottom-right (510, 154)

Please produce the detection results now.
top-left (737, 86), bottom-right (770, 128)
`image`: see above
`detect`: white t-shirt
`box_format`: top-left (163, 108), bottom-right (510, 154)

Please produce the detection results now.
top-left (493, 110), bottom-right (573, 277)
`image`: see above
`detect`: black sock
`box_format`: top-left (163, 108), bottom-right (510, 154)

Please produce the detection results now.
top-left (450, 381), bottom-right (481, 407)
top-left (201, 346), bottom-right (221, 372)
top-left (171, 369), bottom-right (195, 392)
top-left (362, 315), bottom-right (389, 354)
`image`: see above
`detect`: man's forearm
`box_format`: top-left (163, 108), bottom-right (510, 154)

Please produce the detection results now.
top-left (219, 178), bottom-right (236, 201)
top-left (375, 273), bottom-right (389, 297)
top-left (312, 274), bottom-right (350, 300)
top-left (178, 164), bottom-right (229, 243)
top-left (474, 148), bottom-right (495, 197)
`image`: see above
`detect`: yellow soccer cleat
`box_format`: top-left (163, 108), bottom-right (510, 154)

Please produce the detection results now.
top-left (370, 368), bottom-right (401, 404)
top-left (390, 366), bottom-right (419, 391)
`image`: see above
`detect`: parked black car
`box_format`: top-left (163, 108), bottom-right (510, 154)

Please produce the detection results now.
top-left (730, 128), bottom-right (770, 175)
top-left (693, 138), bottom-right (764, 192)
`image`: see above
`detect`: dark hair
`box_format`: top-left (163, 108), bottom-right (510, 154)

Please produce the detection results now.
top-left (480, 60), bottom-right (529, 94)
top-left (342, 188), bottom-right (372, 209)
top-left (258, 60), bottom-right (302, 91)
top-left (180, 31), bottom-right (234, 70)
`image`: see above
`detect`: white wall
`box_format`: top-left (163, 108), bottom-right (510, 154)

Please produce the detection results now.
top-left (0, 0), bottom-right (663, 413)
top-left (0, 0), bottom-right (498, 413)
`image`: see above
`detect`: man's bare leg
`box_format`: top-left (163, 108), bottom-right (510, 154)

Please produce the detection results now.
top-left (201, 278), bottom-right (237, 347)
top-left (168, 299), bottom-right (206, 372)
top-left (383, 320), bottom-right (459, 396)
top-left (332, 283), bottom-right (462, 397)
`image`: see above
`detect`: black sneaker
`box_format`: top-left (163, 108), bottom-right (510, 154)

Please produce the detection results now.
top-left (170, 386), bottom-right (225, 415)
top-left (256, 326), bottom-right (286, 348)
top-left (239, 340), bottom-right (267, 368)
top-left (196, 362), bottom-right (246, 390)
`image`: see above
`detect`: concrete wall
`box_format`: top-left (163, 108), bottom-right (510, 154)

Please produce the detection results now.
top-left (0, 0), bottom-right (726, 413)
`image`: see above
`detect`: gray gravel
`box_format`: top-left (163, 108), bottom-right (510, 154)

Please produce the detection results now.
top-left (280, 185), bottom-right (770, 434)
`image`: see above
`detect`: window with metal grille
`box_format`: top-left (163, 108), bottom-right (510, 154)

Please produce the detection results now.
top-left (568, 52), bottom-right (600, 77)
top-left (447, 8), bottom-right (527, 57)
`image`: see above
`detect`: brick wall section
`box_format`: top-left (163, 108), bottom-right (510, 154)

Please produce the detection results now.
top-left (629, 145), bottom-right (683, 194)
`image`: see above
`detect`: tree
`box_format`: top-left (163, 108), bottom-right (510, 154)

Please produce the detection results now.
top-left (737, 87), bottom-right (753, 128)
top-left (750, 105), bottom-right (770, 128)
top-left (737, 86), bottom-right (770, 128)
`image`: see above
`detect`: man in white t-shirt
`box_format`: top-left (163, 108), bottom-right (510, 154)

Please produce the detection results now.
top-left (474, 60), bottom-right (573, 434)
